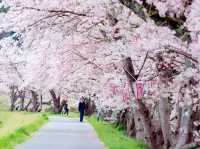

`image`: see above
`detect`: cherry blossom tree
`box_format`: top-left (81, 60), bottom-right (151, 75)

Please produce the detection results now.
top-left (0, 0), bottom-right (200, 148)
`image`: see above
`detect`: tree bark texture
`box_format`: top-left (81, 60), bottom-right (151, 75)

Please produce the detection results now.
top-left (30, 90), bottom-right (40, 112)
top-left (49, 89), bottom-right (61, 113)
top-left (9, 85), bottom-right (18, 111)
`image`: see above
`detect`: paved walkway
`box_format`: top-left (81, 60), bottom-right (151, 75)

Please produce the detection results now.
top-left (16, 116), bottom-right (105, 149)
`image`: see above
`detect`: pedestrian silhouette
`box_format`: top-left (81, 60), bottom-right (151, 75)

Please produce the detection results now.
top-left (61, 99), bottom-right (69, 116)
top-left (78, 97), bottom-right (85, 122)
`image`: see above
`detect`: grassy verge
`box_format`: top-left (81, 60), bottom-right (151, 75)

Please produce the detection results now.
top-left (0, 95), bottom-right (9, 111)
top-left (87, 115), bottom-right (149, 149)
top-left (0, 112), bottom-right (48, 148)
top-left (68, 112), bottom-right (79, 118)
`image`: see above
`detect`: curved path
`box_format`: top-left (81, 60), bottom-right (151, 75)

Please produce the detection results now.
top-left (16, 116), bottom-right (105, 149)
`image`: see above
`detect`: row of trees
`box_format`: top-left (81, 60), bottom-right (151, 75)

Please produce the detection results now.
top-left (0, 0), bottom-right (200, 149)
top-left (9, 86), bottom-right (74, 114)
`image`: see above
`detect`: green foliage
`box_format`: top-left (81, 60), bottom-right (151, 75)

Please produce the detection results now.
top-left (0, 113), bottom-right (48, 149)
top-left (0, 31), bottom-right (16, 40)
top-left (115, 122), bottom-right (125, 131)
top-left (185, 59), bottom-right (194, 68)
top-left (87, 115), bottom-right (149, 149)
top-left (0, 5), bottom-right (10, 13)
top-left (119, 0), bottom-right (146, 21)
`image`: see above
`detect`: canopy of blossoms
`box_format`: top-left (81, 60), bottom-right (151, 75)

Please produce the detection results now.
top-left (0, 0), bottom-right (200, 148)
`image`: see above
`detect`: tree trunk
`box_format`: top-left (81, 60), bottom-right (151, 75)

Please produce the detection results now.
top-left (175, 104), bottom-right (193, 149)
top-left (159, 84), bottom-right (172, 149)
top-left (85, 98), bottom-right (96, 116)
top-left (38, 93), bottom-right (43, 112)
top-left (9, 85), bottom-right (18, 111)
top-left (24, 98), bottom-right (31, 111)
top-left (30, 90), bottom-right (40, 112)
top-left (49, 89), bottom-right (61, 113)
top-left (124, 56), bottom-right (175, 149)
top-left (18, 90), bottom-right (25, 111)
top-left (123, 57), bottom-right (144, 140)
top-left (138, 101), bottom-right (157, 148)
top-left (126, 112), bottom-right (136, 137)
top-left (123, 57), bottom-right (158, 149)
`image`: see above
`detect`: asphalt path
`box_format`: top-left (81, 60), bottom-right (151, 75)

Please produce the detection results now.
top-left (16, 116), bottom-right (105, 149)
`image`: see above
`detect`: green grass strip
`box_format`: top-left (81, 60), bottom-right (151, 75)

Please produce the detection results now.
top-left (87, 115), bottom-right (149, 149)
top-left (0, 114), bottom-right (48, 149)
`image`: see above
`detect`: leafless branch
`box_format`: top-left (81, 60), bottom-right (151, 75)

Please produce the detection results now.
top-left (145, 74), bottom-right (159, 82)
top-left (71, 51), bottom-right (103, 71)
top-left (164, 45), bottom-right (198, 63)
top-left (22, 6), bottom-right (87, 17)
top-left (137, 51), bottom-right (149, 78)
top-left (123, 66), bottom-right (137, 81)
top-left (27, 12), bottom-right (63, 28)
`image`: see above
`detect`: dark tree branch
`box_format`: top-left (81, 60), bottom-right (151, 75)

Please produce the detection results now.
top-left (144, 74), bottom-right (159, 82)
top-left (27, 12), bottom-right (64, 28)
top-left (22, 6), bottom-right (87, 17)
top-left (164, 45), bottom-right (199, 63)
top-left (119, 0), bottom-right (191, 41)
top-left (123, 57), bottom-right (137, 83)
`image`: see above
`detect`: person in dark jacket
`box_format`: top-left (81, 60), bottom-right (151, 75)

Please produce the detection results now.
top-left (61, 99), bottom-right (69, 116)
top-left (78, 97), bottom-right (85, 122)
top-left (63, 101), bottom-right (69, 116)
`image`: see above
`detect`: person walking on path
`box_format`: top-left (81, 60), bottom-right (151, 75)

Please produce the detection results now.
top-left (61, 99), bottom-right (69, 116)
top-left (78, 97), bottom-right (86, 122)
